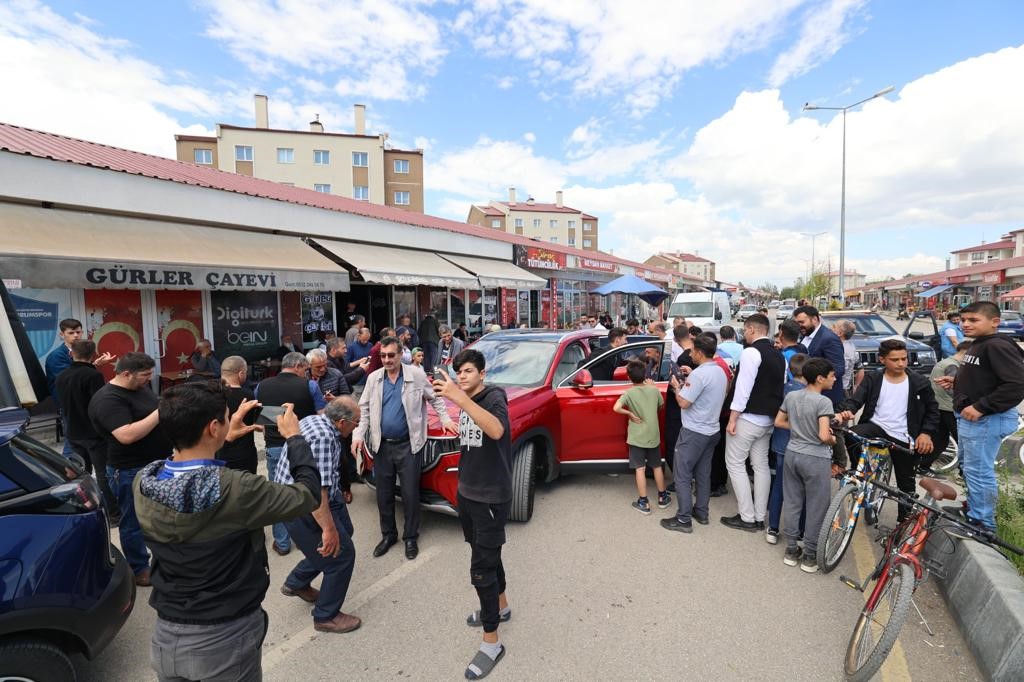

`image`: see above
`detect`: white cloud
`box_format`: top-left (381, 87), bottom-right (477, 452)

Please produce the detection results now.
top-left (0, 0), bottom-right (234, 156)
top-left (427, 136), bottom-right (568, 203)
top-left (523, 132), bottom-right (536, 143)
top-left (495, 75), bottom-right (516, 90)
top-left (201, 0), bottom-right (445, 101)
top-left (458, 0), bottom-right (806, 115)
top-left (767, 0), bottom-right (867, 87)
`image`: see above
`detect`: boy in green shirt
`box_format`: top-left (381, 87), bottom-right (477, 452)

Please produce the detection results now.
top-left (613, 359), bottom-right (669, 514)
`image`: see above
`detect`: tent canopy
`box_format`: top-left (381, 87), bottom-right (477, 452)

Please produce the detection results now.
top-left (1000, 286), bottom-right (1024, 300)
top-left (592, 274), bottom-right (669, 306)
top-left (915, 284), bottom-right (953, 298)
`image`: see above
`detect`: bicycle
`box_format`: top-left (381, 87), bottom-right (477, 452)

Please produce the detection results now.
top-left (840, 476), bottom-right (1023, 682)
top-left (817, 428), bottom-right (906, 574)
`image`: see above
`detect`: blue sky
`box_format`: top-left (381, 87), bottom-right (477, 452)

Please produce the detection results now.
top-left (2, 0), bottom-right (1023, 287)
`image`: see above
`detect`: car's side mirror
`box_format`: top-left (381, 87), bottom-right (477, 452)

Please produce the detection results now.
top-left (908, 331), bottom-right (924, 340)
top-left (572, 369), bottom-right (594, 389)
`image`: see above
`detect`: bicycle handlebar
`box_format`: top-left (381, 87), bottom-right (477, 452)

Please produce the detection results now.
top-left (868, 477), bottom-right (1024, 556)
top-left (832, 425), bottom-right (915, 457)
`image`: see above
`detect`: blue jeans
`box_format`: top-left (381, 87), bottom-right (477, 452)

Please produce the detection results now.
top-left (284, 499), bottom-right (356, 622)
top-left (768, 450), bottom-right (805, 533)
top-left (107, 465), bottom-right (150, 575)
top-left (958, 407), bottom-right (1018, 530)
top-left (265, 447), bottom-right (291, 550)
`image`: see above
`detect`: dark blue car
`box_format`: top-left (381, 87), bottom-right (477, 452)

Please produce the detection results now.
top-left (0, 407), bottom-right (135, 681)
top-left (997, 310), bottom-right (1024, 340)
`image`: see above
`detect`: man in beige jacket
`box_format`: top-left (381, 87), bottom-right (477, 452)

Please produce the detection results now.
top-left (352, 335), bottom-right (456, 560)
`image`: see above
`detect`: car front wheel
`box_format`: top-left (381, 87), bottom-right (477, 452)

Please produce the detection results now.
top-left (509, 441), bottom-right (537, 522)
top-left (0, 638), bottom-right (76, 682)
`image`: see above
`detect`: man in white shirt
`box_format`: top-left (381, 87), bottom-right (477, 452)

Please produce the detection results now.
top-left (721, 314), bottom-right (787, 532)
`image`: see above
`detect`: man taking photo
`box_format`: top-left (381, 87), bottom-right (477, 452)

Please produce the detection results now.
top-left (134, 385), bottom-right (321, 681)
top-left (432, 349), bottom-right (513, 680)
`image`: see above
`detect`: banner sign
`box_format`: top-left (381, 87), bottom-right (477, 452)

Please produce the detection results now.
top-left (576, 255), bottom-right (618, 273)
top-left (211, 291), bottom-right (280, 360)
top-left (10, 289), bottom-right (72, 361)
top-left (982, 271), bottom-right (1005, 284)
top-left (501, 288), bottom-right (518, 327)
top-left (515, 245), bottom-right (566, 270)
top-left (301, 292), bottom-right (335, 349)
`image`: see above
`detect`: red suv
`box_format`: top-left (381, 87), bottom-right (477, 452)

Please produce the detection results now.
top-left (362, 329), bottom-right (672, 522)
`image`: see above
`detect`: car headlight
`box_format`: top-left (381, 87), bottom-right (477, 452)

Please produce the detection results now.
top-left (918, 351), bottom-right (935, 362)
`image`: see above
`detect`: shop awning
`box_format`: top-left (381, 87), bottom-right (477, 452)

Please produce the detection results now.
top-left (1000, 286), bottom-right (1024, 300)
top-left (310, 239), bottom-right (479, 288)
top-left (916, 284), bottom-right (953, 298)
top-left (0, 203), bottom-right (349, 291)
top-left (438, 254), bottom-right (548, 289)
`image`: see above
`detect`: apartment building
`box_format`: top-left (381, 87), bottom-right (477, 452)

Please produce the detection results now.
top-left (466, 188), bottom-right (600, 251)
top-left (174, 95), bottom-right (423, 212)
top-left (951, 237), bottom-right (1016, 268)
top-left (827, 270), bottom-right (866, 297)
top-left (644, 251), bottom-right (716, 283)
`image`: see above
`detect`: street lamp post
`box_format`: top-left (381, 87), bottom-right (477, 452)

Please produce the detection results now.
top-left (803, 85), bottom-right (894, 305)
top-left (800, 230), bottom-right (826, 287)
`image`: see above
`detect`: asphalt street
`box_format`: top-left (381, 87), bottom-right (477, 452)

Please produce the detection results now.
top-left (76, 464), bottom-right (982, 681)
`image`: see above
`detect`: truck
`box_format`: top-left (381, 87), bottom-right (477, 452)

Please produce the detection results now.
top-left (667, 291), bottom-right (731, 327)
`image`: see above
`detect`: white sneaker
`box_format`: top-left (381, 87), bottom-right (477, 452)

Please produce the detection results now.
top-left (765, 528), bottom-right (779, 545)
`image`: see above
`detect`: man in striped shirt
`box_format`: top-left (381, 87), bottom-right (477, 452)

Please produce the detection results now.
top-left (275, 396), bottom-right (362, 634)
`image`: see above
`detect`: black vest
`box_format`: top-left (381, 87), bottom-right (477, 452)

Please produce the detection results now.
top-left (257, 372), bottom-right (316, 447)
top-left (745, 338), bottom-right (785, 417)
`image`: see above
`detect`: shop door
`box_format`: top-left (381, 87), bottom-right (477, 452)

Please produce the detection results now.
top-left (84, 289), bottom-right (146, 382)
top-left (154, 290), bottom-right (204, 373)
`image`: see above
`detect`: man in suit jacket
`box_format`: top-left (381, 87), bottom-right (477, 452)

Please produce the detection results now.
top-left (792, 305), bottom-right (846, 407)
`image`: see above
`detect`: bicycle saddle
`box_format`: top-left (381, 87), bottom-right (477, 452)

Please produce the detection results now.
top-left (919, 477), bottom-right (957, 502)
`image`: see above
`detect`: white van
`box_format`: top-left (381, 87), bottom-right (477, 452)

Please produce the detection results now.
top-left (667, 292), bottom-right (731, 328)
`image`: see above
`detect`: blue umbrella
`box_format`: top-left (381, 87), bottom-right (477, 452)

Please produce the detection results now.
top-left (591, 274), bottom-right (669, 306)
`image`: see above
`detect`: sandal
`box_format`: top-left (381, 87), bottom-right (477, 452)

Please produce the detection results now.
top-left (466, 609), bottom-right (511, 627)
top-left (464, 644), bottom-right (505, 679)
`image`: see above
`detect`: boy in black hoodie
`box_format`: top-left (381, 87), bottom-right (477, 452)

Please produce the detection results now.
top-left (433, 349), bottom-right (512, 680)
top-left (936, 301), bottom-right (1024, 531)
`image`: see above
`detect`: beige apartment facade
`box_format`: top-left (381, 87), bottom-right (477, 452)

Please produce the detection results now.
top-left (175, 97), bottom-right (423, 212)
top-left (645, 251), bottom-right (716, 283)
top-left (467, 188), bottom-right (599, 251)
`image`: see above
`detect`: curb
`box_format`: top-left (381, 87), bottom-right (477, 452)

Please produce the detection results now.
top-left (926, 530), bottom-right (1024, 680)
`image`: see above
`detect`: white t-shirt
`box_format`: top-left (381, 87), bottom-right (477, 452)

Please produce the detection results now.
top-left (870, 375), bottom-right (910, 443)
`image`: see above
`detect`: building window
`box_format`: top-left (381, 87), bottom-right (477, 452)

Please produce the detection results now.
top-left (314, 183), bottom-right (331, 193)
top-left (276, 147), bottom-right (294, 163)
top-left (549, 219), bottom-right (557, 228)
top-left (314, 149), bottom-right (330, 165)
top-left (514, 218), bottom-right (523, 228)
top-left (583, 239), bottom-right (592, 248)
top-left (491, 218), bottom-right (501, 228)
top-left (394, 191), bottom-right (411, 205)
top-left (235, 145), bottom-right (253, 162)
top-left (352, 151), bottom-right (368, 167)
top-left (568, 220), bottom-right (576, 229)
top-left (568, 237), bottom-right (576, 246)
top-left (971, 252), bottom-right (984, 261)
top-left (550, 237), bottom-right (559, 243)
top-left (193, 148), bottom-right (212, 164)
top-left (584, 222), bottom-right (593, 231)
top-left (533, 219), bottom-right (541, 228)
top-left (353, 185), bottom-right (368, 200)
top-left (393, 159), bottom-right (410, 174)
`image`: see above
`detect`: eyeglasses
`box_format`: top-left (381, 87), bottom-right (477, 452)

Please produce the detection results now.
top-left (380, 352), bottom-right (398, 358)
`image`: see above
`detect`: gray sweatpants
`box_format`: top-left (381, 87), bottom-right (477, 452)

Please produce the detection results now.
top-left (151, 608), bottom-right (267, 682)
top-left (673, 428), bottom-right (720, 523)
top-left (781, 451), bottom-right (832, 556)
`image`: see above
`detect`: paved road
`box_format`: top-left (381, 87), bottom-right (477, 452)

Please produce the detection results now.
top-left (76, 466), bottom-right (982, 681)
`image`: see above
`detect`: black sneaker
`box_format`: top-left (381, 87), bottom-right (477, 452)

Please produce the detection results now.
top-left (753, 520), bottom-right (765, 531)
top-left (720, 514), bottom-right (760, 533)
top-left (710, 485), bottom-right (728, 498)
top-left (657, 491), bottom-right (672, 509)
top-left (632, 498), bottom-right (652, 515)
top-left (692, 513), bottom-right (709, 525)
top-left (800, 552), bottom-right (819, 573)
top-left (783, 546), bottom-right (802, 566)
top-left (660, 517), bottom-right (693, 533)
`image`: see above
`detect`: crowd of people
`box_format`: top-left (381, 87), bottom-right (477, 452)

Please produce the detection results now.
top-left (37, 299), bottom-right (1022, 680)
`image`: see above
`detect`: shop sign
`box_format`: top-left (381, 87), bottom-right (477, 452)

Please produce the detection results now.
top-left (9, 289), bottom-right (72, 361)
top-left (982, 271), bottom-right (1005, 284)
top-left (515, 245), bottom-right (566, 270)
top-left (301, 292), bottom-right (335, 349)
top-left (577, 256), bottom-right (618, 273)
top-left (211, 291), bottom-right (281, 360)
top-left (501, 288), bottom-right (519, 327)
top-left (948, 275), bottom-right (970, 284)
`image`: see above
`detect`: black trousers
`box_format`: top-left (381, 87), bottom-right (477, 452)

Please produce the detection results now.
top-left (711, 412), bottom-right (730, 489)
top-left (663, 405), bottom-right (681, 472)
top-left (458, 493), bottom-right (510, 634)
top-left (844, 422), bottom-right (917, 520)
top-left (920, 410), bottom-right (957, 469)
top-left (374, 438), bottom-right (422, 541)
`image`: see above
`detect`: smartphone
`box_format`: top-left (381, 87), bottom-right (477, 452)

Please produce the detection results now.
top-left (256, 405), bottom-right (286, 426)
top-left (434, 366), bottom-right (447, 380)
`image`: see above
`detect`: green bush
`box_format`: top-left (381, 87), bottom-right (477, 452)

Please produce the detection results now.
top-left (996, 476), bottom-right (1024, 575)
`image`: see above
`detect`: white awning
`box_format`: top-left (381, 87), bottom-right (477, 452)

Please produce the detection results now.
top-left (438, 253), bottom-right (548, 289)
top-left (310, 239), bottom-right (479, 288)
top-left (0, 203), bottom-right (349, 291)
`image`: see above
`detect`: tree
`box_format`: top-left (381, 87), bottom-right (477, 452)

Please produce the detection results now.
top-left (801, 271), bottom-right (830, 301)
top-left (780, 284), bottom-right (801, 300)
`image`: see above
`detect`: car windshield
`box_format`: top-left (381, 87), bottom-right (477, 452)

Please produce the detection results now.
top-left (1002, 312), bottom-right (1022, 321)
top-left (841, 316), bottom-right (898, 336)
top-left (740, 305), bottom-right (756, 311)
top-left (470, 338), bottom-right (558, 386)
top-left (668, 302), bottom-right (713, 317)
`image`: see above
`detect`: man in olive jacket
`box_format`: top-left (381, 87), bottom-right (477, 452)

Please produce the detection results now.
top-left (134, 382), bottom-right (321, 682)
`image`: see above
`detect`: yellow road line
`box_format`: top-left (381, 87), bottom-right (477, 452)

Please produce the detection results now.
top-left (850, 525), bottom-right (912, 681)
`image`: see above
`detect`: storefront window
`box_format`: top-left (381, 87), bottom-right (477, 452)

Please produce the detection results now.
top-left (481, 289), bottom-right (498, 330)
top-left (449, 288), bottom-right (467, 330)
top-left (394, 286), bottom-right (416, 327)
top-left (429, 287), bottom-right (449, 326)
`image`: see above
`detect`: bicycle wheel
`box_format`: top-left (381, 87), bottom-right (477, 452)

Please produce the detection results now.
top-left (844, 562), bottom-right (915, 682)
top-left (931, 435), bottom-right (959, 472)
top-left (818, 482), bottom-right (862, 573)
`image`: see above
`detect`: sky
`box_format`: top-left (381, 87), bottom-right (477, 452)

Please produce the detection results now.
top-left (2, 0), bottom-right (1023, 289)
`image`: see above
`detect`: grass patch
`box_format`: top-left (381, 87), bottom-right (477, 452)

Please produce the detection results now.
top-left (996, 474), bottom-right (1024, 575)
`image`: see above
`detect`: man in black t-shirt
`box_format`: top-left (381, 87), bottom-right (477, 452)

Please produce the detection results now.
top-left (432, 349), bottom-right (512, 680)
top-left (88, 352), bottom-right (173, 586)
top-left (217, 356), bottom-right (259, 474)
